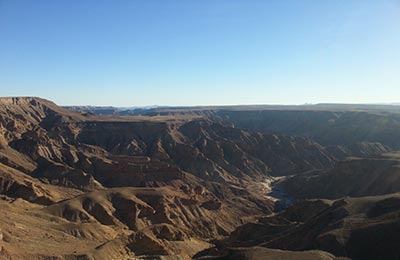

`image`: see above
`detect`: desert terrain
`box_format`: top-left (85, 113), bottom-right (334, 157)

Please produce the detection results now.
top-left (1, 97), bottom-right (400, 259)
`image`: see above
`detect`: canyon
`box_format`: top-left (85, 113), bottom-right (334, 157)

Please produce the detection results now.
top-left (1, 97), bottom-right (400, 259)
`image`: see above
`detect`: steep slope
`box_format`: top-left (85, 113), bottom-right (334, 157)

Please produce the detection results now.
top-left (213, 109), bottom-right (400, 150)
top-left (196, 247), bottom-right (348, 260)
top-left (0, 97), bottom-right (84, 145)
top-left (41, 187), bottom-right (249, 239)
top-left (0, 162), bottom-right (82, 205)
top-left (77, 119), bottom-right (334, 180)
top-left (63, 106), bottom-right (400, 154)
top-left (101, 107), bottom-right (397, 158)
top-left (0, 196), bottom-right (124, 260)
top-left (324, 142), bottom-right (391, 160)
top-left (198, 194), bottom-right (400, 260)
top-left (0, 185), bottom-right (264, 260)
top-left (280, 153), bottom-right (400, 200)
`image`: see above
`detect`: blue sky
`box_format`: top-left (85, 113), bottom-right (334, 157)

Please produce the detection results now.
top-left (1, 0), bottom-right (399, 106)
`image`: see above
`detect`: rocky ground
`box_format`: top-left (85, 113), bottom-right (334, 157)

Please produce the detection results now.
top-left (1, 97), bottom-right (400, 259)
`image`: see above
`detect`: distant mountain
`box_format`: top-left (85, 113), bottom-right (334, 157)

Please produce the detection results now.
top-left (63, 105), bottom-right (160, 115)
top-left (64, 103), bottom-right (400, 116)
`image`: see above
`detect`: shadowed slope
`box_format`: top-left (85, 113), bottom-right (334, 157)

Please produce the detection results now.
top-left (280, 152), bottom-right (400, 199)
top-left (197, 194), bottom-right (400, 260)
